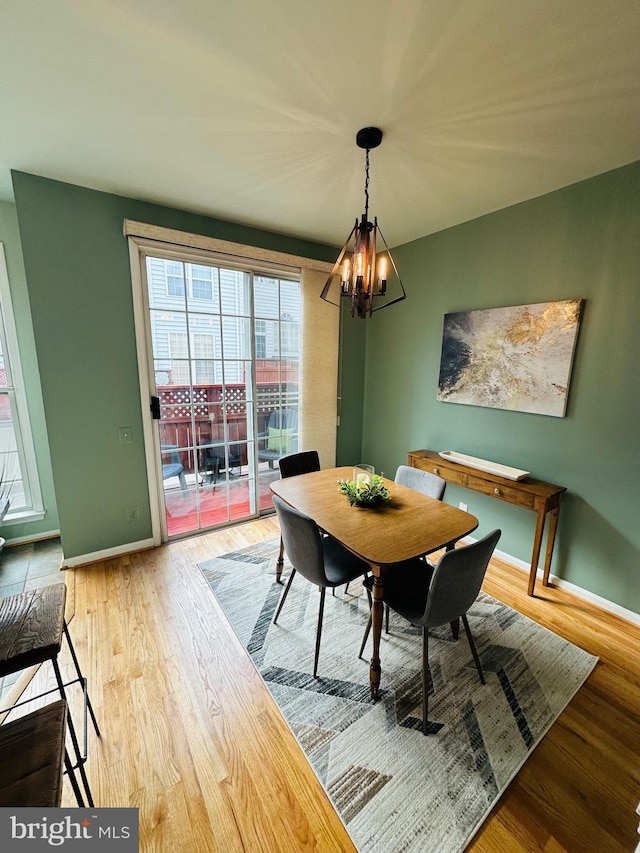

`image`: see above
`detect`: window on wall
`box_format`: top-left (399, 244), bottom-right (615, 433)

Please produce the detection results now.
top-left (168, 332), bottom-right (189, 385)
top-left (280, 312), bottom-right (298, 353)
top-left (190, 265), bottom-right (213, 300)
top-left (0, 245), bottom-right (43, 521)
top-left (166, 261), bottom-right (184, 298)
top-left (165, 261), bottom-right (213, 300)
top-left (255, 320), bottom-right (267, 358)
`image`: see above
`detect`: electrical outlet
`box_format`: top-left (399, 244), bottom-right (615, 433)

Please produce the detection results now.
top-left (126, 505), bottom-right (140, 522)
top-left (459, 501), bottom-right (468, 512)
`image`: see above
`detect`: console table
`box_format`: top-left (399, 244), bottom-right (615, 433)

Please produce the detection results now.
top-left (408, 450), bottom-right (566, 596)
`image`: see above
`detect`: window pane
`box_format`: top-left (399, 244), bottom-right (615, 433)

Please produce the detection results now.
top-left (280, 280), bottom-right (301, 322)
top-left (222, 317), bottom-right (252, 359)
top-left (189, 264), bottom-right (213, 300)
top-left (149, 309), bottom-right (188, 360)
top-left (167, 261), bottom-right (185, 298)
top-left (0, 394), bottom-right (25, 512)
top-left (220, 268), bottom-right (250, 316)
top-left (253, 275), bottom-right (280, 319)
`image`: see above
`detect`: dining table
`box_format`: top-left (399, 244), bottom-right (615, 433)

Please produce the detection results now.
top-left (270, 466), bottom-right (479, 700)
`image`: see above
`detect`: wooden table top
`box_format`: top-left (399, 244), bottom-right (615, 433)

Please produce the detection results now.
top-left (270, 467), bottom-right (479, 566)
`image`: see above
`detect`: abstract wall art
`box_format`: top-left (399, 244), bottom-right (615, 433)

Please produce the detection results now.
top-left (437, 299), bottom-right (584, 417)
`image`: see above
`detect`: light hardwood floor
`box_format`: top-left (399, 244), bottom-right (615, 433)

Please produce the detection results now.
top-left (17, 518), bottom-right (640, 851)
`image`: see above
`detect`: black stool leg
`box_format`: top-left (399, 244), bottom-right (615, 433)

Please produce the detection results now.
top-left (52, 658), bottom-right (95, 808)
top-left (63, 621), bottom-right (101, 737)
top-left (64, 749), bottom-right (85, 807)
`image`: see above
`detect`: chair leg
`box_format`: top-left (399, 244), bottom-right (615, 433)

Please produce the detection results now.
top-left (385, 603), bottom-right (389, 634)
top-left (422, 627), bottom-right (429, 735)
top-left (273, 568), bottom-right (296, 623)
top-left (461, 613), bottom-right (485, 684)
top-left (179, 470), bottom-right (188, 494)
top-left (63, 622), bottom-right (101, 737)
top-left (52, 658), bottom-right (95, 807)
top-left (313, 588), bottom-right (326, 678)
top-left (276, 536), bottom-right (285, 583)
top-left (359, 613), bottom-right (372, 659)
top-left (64, 748), bottom-right (85, 807)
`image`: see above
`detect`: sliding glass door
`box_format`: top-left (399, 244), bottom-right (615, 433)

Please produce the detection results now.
top-left (143, 253), bottom-right (300, 539)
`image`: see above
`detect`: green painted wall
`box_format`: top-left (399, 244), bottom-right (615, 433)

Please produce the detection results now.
top-left (359, 160), bottom-right (640, 614)
top-left (0, 200), bottom-right (59, 540)
top-left (12, 172), bottom-right (335, 559)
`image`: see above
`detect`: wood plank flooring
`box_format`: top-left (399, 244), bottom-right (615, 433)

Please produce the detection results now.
top-left (14, 518), bottom-right (640, 851)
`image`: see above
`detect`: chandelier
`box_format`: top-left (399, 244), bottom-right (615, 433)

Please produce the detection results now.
top-left (321, 127), bottom-right (406, 319)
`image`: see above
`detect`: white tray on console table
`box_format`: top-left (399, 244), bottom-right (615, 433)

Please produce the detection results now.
top-left (438, 451), bottom-right (529, 481)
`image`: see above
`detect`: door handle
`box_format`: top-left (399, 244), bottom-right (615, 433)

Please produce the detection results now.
top-left (150, 396), bottom-right (161, 420)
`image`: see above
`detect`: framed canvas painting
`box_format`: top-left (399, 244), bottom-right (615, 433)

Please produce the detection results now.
top-left (437, 299), bottom-right (584, 417)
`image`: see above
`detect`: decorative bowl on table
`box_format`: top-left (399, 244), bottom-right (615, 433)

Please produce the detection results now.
top-left (338, 472), bottom-right (391, 507)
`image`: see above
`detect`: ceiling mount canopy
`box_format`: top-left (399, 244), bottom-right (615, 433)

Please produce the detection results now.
top-left (321, 127), bottom-right (406, 319)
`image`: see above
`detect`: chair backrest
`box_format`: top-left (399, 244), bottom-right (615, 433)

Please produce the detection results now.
top-left (422, 529), bottom-right (501, 628)
top-left (395, 464), bottom-right (446, 501)
top-left (278, 450), bottom-right (320, 479)
top-left (272, 496), bottom-right (327, 586)
top-left (268, 409), bottom-right (298, 430)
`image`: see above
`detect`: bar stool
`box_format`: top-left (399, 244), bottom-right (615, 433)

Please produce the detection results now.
top-left (0, 699), bottom-right (86, 807)
top-left (0, 583), bottom-right (100, 806)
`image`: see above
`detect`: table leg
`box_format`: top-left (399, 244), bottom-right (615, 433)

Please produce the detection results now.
top-left (542, 506), bottom-right (560, 587)
top-left (528, 509), bottom-right (547, 596)
top-left (369, 565), bottom-right (384, 701)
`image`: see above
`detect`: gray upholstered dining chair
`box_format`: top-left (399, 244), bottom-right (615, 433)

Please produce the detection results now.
top-left (395, 464), bottom-right (446, 501)
top-left (359, 529), bottom-right (501, 734)
top-left (274, 450), bottom-right (321, 582)
top-left (272, 495), bottom-right (370, 678)
top-left (367, 464), bottom-right (448, 632)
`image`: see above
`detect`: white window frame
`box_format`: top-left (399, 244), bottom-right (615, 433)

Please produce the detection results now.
top-left (0, 244), bottom-right (45, 523)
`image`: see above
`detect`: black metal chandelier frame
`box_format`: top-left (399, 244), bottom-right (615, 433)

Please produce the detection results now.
top-left (321, 127), bottom-right (406, 319)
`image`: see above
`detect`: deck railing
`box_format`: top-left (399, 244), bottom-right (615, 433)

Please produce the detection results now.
top-left (157, 381), bottom-right (299, 472)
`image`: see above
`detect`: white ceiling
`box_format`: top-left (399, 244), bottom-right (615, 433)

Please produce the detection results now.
top-left (2, 0), bottom-right (639, 247)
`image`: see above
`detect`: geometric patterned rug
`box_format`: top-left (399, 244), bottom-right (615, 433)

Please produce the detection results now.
top-left (198, 539), bottom-right (598, 853)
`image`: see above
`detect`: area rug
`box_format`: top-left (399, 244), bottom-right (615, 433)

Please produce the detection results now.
top-left (198, 539), bottom-right (598, 853)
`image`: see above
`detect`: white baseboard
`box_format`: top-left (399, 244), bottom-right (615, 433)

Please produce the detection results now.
top-left (463, 537), bottom-right (640, 628)
top-left (62, 538), bottom-right (156, 568)
top-left (1, 529), bottom-right (61, 546)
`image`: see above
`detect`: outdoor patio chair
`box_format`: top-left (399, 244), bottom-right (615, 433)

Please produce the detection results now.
top-left (161, 445), bottom-right (188, 494)
top-left (258, 409), bottom-right (298, 468)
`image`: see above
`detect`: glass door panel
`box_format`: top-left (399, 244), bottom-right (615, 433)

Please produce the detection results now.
top-left (254, 275), bottom-right (301, 512)
top-left (145, 256), bottom-right (300, 539)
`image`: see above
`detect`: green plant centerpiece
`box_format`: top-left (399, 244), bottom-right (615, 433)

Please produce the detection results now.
top-left (338, 472), bottom-right (391, 507)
